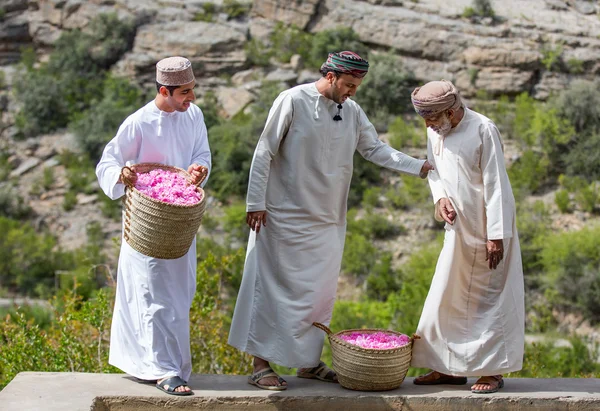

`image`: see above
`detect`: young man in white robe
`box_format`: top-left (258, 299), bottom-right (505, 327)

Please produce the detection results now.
top-left (228, 51), bottom-right (433, 390)
top-left (96, 56), bottom-right (211, 396)
top-left (409, 80), bottom-right (525, 394)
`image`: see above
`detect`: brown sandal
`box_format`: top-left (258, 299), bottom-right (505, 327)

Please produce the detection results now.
top-left (471, 375), bottom-right (504, 394)
top-left (414, 370), bottom-right (467, 385)
top-left (297, 361), bottom-right (338, 383)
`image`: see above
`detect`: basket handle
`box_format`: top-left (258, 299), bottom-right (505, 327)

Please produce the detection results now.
top-left (312, 322), bottom-right (333, 335)
top-left (120, 166), bottom-right (136, 188)
top-left (194, 165), bottom-right (209, 187)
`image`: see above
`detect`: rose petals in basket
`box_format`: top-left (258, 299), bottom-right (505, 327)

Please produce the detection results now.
top-left (135, 169), bottom-right (202, 206)
top-left (338, 331), bottom-right (410, 350)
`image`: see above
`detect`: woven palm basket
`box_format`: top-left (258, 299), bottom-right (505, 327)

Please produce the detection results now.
top-left (121, 163), bottom-right (207, 260)
top-left (313, 322), bottom-right (418, 391)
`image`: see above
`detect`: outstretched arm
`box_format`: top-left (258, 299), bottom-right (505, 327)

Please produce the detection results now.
top-left (355, 107), bottom-right (427, 177)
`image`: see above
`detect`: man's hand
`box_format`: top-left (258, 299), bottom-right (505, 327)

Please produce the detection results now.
top-left (119, 166), bottom-right (137, 187)
top-left (247, 210), bottom-right (267, 234)
top-left (419, 160), bottom-right (434, 178)
top-left (188, 164), bottom-right (208, 186)
top-left (436, 197), bottom-right (456, 225)
top-left (486, 239), bottom-right (504, 270)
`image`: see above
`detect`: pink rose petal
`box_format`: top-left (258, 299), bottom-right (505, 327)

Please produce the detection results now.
top-left (135, 169), bottom-right (202, 205)
top-left (338, 332), bottom-right (410, 349)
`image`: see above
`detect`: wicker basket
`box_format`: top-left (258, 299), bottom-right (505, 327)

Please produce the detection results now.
top-left (313, 322), bottom-right (418, 391)
top-left (121, 162), bottom-right (207, 259)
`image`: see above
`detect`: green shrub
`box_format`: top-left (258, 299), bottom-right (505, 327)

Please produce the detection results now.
top-left (194, 3), bottom-right (216, 21)
top-left (99, 194), bottom-right (122, 221)
top-left (190, 252), bottom-right (252, 374)
top-left (516, 200), bottom-right (550, 281)
top-left (513, 93), bottom-right (537, 145)
top-left (554, 189), bottom-right (571, 213)
top-left (41, 167), bottom-right (54, 191)
top-left (63, 191), bottom-right (77, 211)
top-left (223, 0), bottom-right (250, 20)
top-left (244, 39), bottom-right (271, 67)
top-left (388, 116), bottom-right (426, 149)
top-left (463, 0), bottom-right (495, 18)
top-left (208, 82), bottom-right (285, 200)
top-left (508, 150), bottom-right (550, 197)
top-left (69, 75), bottom-right (144, 161)
top-left (541, 42), bottom-right (564, 72)
top-left (0, 217), bottom-right (59, 297)
top-left (565, 133), bottom-right (600, 180)
top-left (364, 212), bottom-right (406, 239)
top-left (0, 250), bottom-right (253, 389)
top-left (342, 232), bottom-right (378, 277)
top-left (361, 186), bottom-right (382, 210)
top-left (199, 90), bottom-right (222, 130)
top-left (566, 58), bottom-right (584, 74)
top-left (575, 183), bottom-right (599, 213)
top-left (0, 184), bottom-right (31, 219)
top-left (510, 337), bottom-right (600, 377)
top-left (269, 23), bottom-right (313, 65)
top-left (462, 7), bottom-right (476, 18)
top-left (348, 154), bottom-right (383, 207)
top-left (14, 14), bottom-right (136, 138)
top-left (556, 80), bottom-right (600, 134)
top-left (366, 253), bottom-right (401, 300)
top-left (540, 226), bottom-right (600, 322)
top-left (222, 202), bottom-right (249, 245)
top-left (526, 288), bottom-right (559, 333)
top-left (353, 52), bottom-right (417, 129)
top-left (306, 27), bottom-right (369, 69)
top-left (0, 304), bottom-right (53, 330)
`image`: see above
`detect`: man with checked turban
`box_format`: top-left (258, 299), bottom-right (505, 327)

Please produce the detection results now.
top-left (228, 51), bottom-right (433, 390)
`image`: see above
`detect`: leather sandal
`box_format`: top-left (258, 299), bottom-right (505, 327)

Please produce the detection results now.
top-left (414, 370), bottom-right (468, 385)
top-left (471, 375), bottom-right (504, 394)
top-left (297, 361), bottom-right (338, 383)
top-left (248, 367), bottom-right (287, 391)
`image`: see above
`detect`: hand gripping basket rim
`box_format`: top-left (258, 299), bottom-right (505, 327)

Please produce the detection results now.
top-left (121, 162), bottom-right (207, 260)
top-left (313, 322), bottom-right (419, 391)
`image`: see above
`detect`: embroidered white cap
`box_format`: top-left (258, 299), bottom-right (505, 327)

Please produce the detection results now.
top-left (156, 56), bottom-right (195, 86)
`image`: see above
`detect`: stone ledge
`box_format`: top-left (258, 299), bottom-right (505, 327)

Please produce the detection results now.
top-left (0, 372), bottom-right (599, 411)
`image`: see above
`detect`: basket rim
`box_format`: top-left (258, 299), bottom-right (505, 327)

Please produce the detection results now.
top-left (125, 163), bottom-right (205, 209)
top-left (329, 328), bottom-right (413, 354)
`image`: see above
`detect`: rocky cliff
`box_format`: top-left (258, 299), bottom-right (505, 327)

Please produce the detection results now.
top-left (1, 0), bottom-right (599, 98)
top-left (1, 0), bottom-right (599, 250)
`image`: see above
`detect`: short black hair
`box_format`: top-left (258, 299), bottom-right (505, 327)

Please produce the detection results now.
top-left (319, 68), bottom-right (342, 78)
top-left (155, 81), bottom-right (179, 95)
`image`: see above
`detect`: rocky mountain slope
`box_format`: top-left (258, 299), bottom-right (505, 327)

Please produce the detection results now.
top-left (1, 0), bottom-right (599, 252)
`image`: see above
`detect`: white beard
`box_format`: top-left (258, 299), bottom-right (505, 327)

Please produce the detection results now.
top-left (431, 116), bottom-right (452, 137)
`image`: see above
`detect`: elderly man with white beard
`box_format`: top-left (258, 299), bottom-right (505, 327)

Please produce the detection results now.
top-left (409, 80), bottom-right (525, 394)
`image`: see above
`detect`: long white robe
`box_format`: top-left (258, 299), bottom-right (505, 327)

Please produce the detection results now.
top-left (96, 100), bottom-right (211, 381)
top-left (411, 108), bottom-right (524, 376)
top-left (228, 83), bottom-right (425, 368)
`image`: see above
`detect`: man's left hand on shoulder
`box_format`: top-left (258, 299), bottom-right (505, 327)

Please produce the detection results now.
top-left (188, 164), bottom-right (208, 185)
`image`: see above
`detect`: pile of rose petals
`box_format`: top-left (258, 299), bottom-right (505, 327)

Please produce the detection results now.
top-left (135, 169), bottom-right (202, 206)
top-left (338, 331), bottom-right (410, 350)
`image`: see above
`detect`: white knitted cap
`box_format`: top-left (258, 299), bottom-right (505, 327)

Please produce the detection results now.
top-left (156, 56), bottom-right (195, 86)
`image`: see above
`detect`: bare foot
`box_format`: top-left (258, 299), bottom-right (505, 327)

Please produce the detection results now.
top-left (253, 357), bottom-right (287, 388)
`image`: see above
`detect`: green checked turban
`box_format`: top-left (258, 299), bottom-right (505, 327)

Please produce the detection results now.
top-left (320, 51), bottom-right (369, 78)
